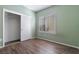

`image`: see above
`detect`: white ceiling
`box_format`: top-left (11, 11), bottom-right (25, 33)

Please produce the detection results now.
top-left (25, 5), bottom-right (51, 12)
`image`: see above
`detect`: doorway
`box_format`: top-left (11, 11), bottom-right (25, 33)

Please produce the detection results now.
top-left (3, 10), bottom-right (21, 46)
top-left (5, 12), bottom-right (21, 46)
top-left (3, 8), bottom-right (32, 47)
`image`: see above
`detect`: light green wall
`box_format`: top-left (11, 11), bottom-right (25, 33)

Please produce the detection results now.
top-left (0, 5), bottom-right (36, 46)
top-left (36, 5), bottom-right (79, 47)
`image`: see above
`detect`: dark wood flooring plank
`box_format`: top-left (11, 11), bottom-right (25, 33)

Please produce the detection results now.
top-left (0, 38), bottom-right (79, 54)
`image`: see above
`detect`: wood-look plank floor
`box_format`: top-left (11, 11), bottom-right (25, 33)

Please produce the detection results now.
top-left (0, 38), bottom-right (79, 54)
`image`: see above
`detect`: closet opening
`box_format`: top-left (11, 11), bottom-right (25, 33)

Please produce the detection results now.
top-left (3, 9), bottom-right (21, 46)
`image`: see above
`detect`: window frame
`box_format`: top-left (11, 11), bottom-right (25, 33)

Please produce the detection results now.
top-left (38, 13), bottom-right (56, 34)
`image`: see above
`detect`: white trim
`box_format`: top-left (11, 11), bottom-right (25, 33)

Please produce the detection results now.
top-left (0, 38), bottom-right (3, 48)
top-left (31, 37), bottom-right (35, 39)
top-left (3, 8), bottom-right (24, 16)
top-left (3, 8), bottom-right (5, 47)
top-left (3, 8), bottom-right (23, 47)
top-left (0, 46), bottom-right (3, 48)
top-left (36, 37), bottom-right (79, 49)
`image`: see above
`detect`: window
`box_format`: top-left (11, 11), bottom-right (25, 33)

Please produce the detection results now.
top-left (39, 14), bottom-right (56, 34)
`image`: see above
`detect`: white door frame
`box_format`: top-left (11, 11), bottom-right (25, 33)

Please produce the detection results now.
top-left (3, 8), bottom-right (23, 47)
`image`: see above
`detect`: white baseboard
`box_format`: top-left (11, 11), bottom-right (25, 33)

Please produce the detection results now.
top-left (0, 46), bottom-right (3, 48)
top-left (1, 37), bottom-right (35, 48)
top-left (31, 37), bottom-right (36, 39)
top-left (36, 37), bottom-right (79, 49)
